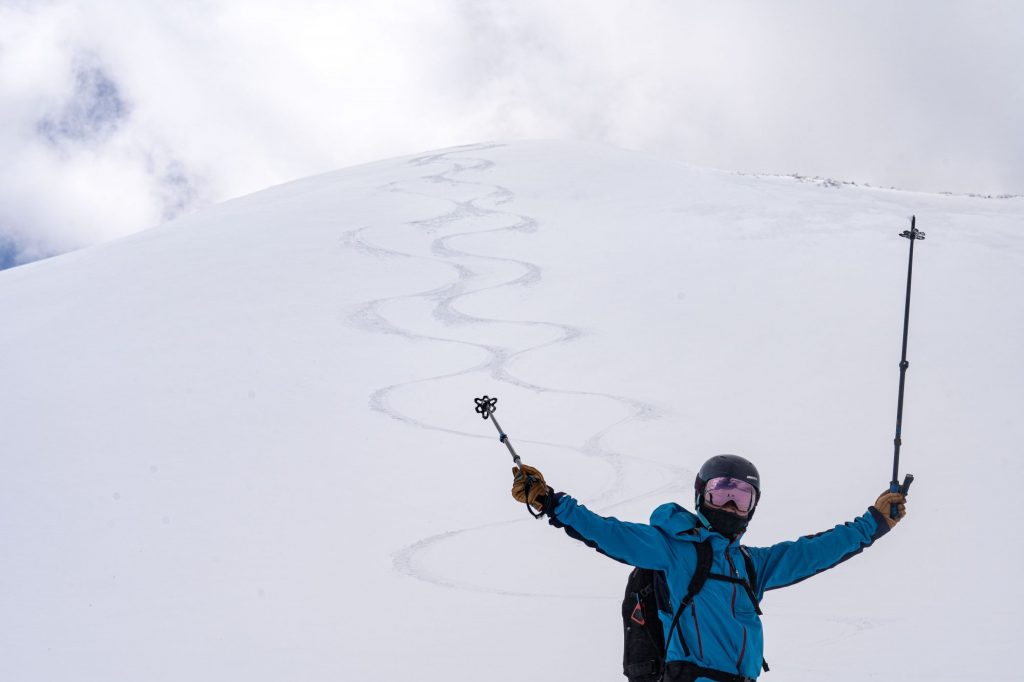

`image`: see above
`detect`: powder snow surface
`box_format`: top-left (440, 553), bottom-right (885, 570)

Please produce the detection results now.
top-left (0, 141), bottom-right (1021, 681)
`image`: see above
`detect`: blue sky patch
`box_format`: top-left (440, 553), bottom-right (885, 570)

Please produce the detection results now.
top-left (0, 235), bottom-right (22, 271)
top-left (158, 160), bottom-right (200, 222)
top-left (36, 63), bottom-right (129, 146)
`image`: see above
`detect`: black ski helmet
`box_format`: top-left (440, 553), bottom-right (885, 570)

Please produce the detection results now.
top-left (694, 454), bottom-right (762, 507)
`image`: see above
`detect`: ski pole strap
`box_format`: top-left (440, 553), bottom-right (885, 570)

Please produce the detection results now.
top-left (522, 476), bottom-right (543, 519)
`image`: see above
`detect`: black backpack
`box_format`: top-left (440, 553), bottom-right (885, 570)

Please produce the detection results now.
top-left (622, 539), bottom-right (764, 681)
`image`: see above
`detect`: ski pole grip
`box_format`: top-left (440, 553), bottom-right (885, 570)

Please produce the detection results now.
top-left (889, 474), bottom-right (914, 519)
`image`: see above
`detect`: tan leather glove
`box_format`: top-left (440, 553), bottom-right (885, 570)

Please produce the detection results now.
top-left (873, 491), bottom-right (907, 530)
top-left (511, 464), bottom-right (550, 511)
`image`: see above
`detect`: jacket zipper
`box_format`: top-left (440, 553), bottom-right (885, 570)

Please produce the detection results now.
top-left (725, 544), bottom-right (748, 671)
top-left (690, 600), bottom-right (704, 658)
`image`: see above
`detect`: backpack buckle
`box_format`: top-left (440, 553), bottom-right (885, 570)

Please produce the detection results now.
top-left (630, 596), bottom-right (646, 626)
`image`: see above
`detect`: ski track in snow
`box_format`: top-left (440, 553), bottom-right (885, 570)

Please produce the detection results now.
top-left (342, 142), bottom-right (692, 598)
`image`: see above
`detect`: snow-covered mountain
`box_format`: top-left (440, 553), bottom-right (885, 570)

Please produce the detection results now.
top-left (1, 141), bottom-right (1021, 681)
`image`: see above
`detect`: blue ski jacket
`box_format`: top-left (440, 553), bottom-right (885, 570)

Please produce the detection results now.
top-left (547, 494), bottom-right (891, 680)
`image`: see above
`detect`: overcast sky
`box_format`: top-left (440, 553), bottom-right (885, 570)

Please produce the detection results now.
top-left (1, 0), bottom-right (1021, 267)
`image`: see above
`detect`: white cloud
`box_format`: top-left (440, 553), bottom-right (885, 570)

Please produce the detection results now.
top-left (1, 0), bottom-right (1021, 265)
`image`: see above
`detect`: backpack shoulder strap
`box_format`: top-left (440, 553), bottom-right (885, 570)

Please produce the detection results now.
top-left (689, 539), bottom-right (714, 597)
top-left (739, 545), bottom-right (758, 596)
top-left (666, 539), bottom-right (713, 655)
top-left (735, 545), bottom-right (762, 614)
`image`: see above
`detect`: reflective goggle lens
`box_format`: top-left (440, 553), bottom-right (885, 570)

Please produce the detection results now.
top-left (703, 476), bottom-right (757, 513)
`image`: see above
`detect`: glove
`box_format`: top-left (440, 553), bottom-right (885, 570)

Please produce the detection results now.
top-left (511, 464), bottom-right (551, 511)
top-left (873, 490), bottom-right (907, 530)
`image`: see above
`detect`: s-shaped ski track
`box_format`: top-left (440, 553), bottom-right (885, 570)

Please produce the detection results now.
top-left (342, 142), bottom-right (692, 598)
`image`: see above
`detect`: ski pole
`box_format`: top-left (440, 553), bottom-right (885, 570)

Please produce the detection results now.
top-left (474, 395), bottom-right (543, 518)
top-left (889, 216), bottom-right (924, 517)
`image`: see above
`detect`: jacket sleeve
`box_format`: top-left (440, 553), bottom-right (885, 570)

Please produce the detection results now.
top-left (744, 507), bottom-right (891, 595)
top-left (545, 493), bottom-right (674, 571)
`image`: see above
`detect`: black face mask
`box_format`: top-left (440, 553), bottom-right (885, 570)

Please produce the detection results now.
top-left (701, 504), bottom-right (751, 538)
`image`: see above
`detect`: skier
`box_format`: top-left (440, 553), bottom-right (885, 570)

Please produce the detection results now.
top-left (511, 454), bottom-right (907, 682)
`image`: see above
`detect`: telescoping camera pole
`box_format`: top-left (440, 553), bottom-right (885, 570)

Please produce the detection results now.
top-left (890, 216), bottom-right (924, 517)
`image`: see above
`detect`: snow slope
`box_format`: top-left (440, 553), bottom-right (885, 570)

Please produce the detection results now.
top-left (1, 140), bottom-right (1021, 681)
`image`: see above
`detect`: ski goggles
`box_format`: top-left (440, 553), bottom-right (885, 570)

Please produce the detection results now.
top-left (703, 476), bottom-right (757, 514)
